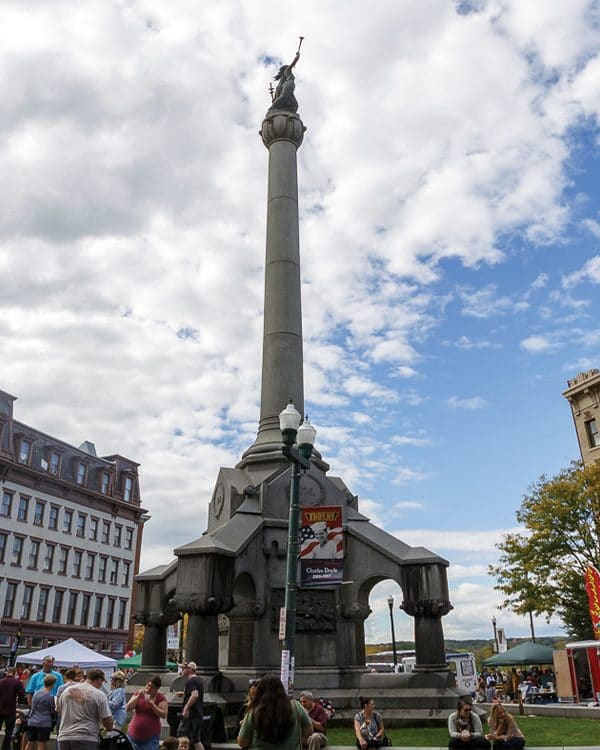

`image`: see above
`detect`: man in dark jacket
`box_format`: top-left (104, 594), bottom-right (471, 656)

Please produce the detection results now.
top-left (179, 662), bottom-right (204, 750)
top-left (0, 666), bottom-right (25, 750)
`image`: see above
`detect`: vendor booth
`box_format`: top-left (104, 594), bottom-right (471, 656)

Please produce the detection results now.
top-left (16, 637), bottom-right (117, 679)
top-left (564, 640), bottom-right (600, 703)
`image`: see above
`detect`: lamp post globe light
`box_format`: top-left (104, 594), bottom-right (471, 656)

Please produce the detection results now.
top-left (387, 595), bottom-right (398, 670)
top-left (278, 400), bottom-right (316, 693)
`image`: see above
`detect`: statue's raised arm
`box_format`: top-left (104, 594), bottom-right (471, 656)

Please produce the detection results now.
top-left (267, 37), bottom-right (304, 115)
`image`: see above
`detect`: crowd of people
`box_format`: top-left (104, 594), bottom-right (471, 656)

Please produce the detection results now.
top-left (0, 656), bottom-right (205, 750)
top-left (474, 667), bottom-right (556, 703)
top-left (0, 658), bottom-right (535, 750)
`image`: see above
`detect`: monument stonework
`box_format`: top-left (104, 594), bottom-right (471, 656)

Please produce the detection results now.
top-left (135, 48), bottom-right (462, 722)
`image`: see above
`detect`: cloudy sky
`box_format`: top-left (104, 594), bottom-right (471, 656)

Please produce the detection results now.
top-left (2, 0), bottom-right (600, 643)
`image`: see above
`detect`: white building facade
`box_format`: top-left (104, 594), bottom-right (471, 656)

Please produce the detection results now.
top-left (0, 388), bottom-right (147, 660)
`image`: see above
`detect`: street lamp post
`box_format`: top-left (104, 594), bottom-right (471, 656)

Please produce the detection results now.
top-left (279, 401), bottom-right (316, 694)
top-left (492, 615), bottom-right (499, 653)
top-left (387, 596), bottom-right (398, 670)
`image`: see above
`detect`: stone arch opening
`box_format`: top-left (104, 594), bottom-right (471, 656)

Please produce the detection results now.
top-left (362, 579), bottom-right (413, 663)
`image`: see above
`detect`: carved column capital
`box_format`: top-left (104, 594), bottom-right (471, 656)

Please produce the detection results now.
top-left (171, 593), bottom-right (231, 616)
top-left (260, 112), bottom-right (306, 149)
top-left (401, 598), bottom-right (453, 618)
top-left (135, 609), bottom-right (178, 627)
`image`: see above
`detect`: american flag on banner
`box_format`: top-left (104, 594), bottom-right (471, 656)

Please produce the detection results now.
top-left (299, 522), bottom-right (344, 559)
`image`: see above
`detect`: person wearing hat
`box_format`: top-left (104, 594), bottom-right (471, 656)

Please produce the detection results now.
top-left (108, 671), bottom-right (127, 730)
top-left (57, 668), bottom-right (113, 749)
top-left (177, 663), bottom-right (204, 750)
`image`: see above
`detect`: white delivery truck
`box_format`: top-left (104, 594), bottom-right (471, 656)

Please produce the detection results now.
top-left (401, 652), bottom-right (477, 695)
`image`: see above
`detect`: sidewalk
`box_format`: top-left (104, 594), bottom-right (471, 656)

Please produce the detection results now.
top-left (213, 746), bottom-right (600, 750)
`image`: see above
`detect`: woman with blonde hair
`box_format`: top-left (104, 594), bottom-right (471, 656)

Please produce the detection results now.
top-left (486, 703), bottom-right (525, 750)
top-left (108, 671), bottom-right (128, 730)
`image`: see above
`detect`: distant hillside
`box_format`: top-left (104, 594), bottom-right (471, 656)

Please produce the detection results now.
top-left (367, 636), bottom-right (567, 658)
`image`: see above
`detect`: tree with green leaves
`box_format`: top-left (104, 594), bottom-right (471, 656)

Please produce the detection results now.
top-left (489, 460), bottom-right (600, 640)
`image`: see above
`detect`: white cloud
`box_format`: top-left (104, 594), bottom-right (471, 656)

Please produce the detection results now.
top-left (446, 395), bottom-right (487, 410)
top-left (562, 256), bottom-right (600, 287)
top-left (392, 435), bottom-right (432, 447)
top-left (458, 286), bottom-right (515, 318)
top-left (520, 334), bottom-right (560, 353)
top-left (581, 219), bottom-right (600, 239)
top-left (392, 467), bottom-right (429, 485)
top-left (454, 335), bottom-right (501, 350)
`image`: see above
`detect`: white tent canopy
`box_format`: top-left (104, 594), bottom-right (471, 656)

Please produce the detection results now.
top-left (16, 638), bottom-right (117, 670)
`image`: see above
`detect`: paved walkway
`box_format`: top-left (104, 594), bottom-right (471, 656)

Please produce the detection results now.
top-left (214, 746), bottom-right (600, 750)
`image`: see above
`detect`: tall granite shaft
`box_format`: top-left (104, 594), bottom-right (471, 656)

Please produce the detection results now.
top-left (241, 112), bottom-right (306, 465)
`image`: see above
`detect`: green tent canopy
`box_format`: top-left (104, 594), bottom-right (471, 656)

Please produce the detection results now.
top-left (482, 641), bottom-right (555, 667)
top-left (116, 653), bottom-right (178, 671)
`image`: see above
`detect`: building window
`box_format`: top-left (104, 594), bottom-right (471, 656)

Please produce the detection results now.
top-left (114, 525), bottom-right (122, 547)
top-left (33, 500), bottom-right (45, 526)
top-left (125, 528), bottom-right (134, 550)
top-left (48, 505), bottom-right (59, 530)
top-left (89, 518), bottom-right (98, 541)
top-left (49, 451), bottom-right (60, 475)
top-left (1, 491), bottom-right (13, 518)
top-left (106, 598), bottom-right (115, 629)
top-left (101, 521), bottom-right (110, 545)
top-left (109, 559), bottom-right (119, 585)
top-left (101, 472), bottom-right (111, 494)
top-left (58, 547), bottom-right (69, 575)
top-left (11, 537), bottom-right (24, 566)
top-left (17, 496), bottom-right (29, 522)
top-left (44, 544), bottom-right (55, 573)
top-left (76, 462), bottom-right (87, 485)
top-left (98, 556), bottom-right (107, 583)
top-left (123, 476), bottom-right (134, 502)
top-left (52, 591), bottom-right (64, 623)
top-left (63, 509), bottom-right (73, 534)
top-left (44, 542), bottom-right (56, 573)
top-left (4, 583), bottom-right (17, 618)
top-left (18, 439), bottom-right (32, 464)
top-left (85, 553), bottom-right (95, 580)
top-left (72, 550), bottom-right (82, 577)
top-left (117, 599), bottom-right (127, 630)
top-left (37, 588), bottom-right (49, 621)
top-left (93, 596), bottom-right (104, 628)
top-left (76, 514), bottom-right (86, 538)
top-left (81, 594), bottom-right (91, 626)
top-left (586, 418), bottom-right (600, 448)
top-left (0, 533), bottom-right (7, 563)
top-left (66, 593), bottom-right (78, 625)
top-left (22, 585), bottom-right (34, 620)
top-left (122, 561), bottom-right (131, 587)
top-left (28, 540), bottom-right (40, 570)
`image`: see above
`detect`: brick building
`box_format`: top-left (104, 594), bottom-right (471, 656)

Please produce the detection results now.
top-left (0, 388), bottom-right (147, 660)
top-left (563, 368), bottom-right (600, 467)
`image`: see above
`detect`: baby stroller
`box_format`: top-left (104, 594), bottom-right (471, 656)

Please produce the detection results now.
top-left (11, 709), bottom-right (28, 750)
top-left (99, 729), bottom-right (135, 750)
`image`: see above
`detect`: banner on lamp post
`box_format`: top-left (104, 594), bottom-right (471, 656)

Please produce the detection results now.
top-left (299, 506), bottom-right (344, 587)
top-left (584, 564), bottom-right (600, 640)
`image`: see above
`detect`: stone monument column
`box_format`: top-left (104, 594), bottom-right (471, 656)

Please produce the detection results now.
top-left (400, 563), bottom-right (452, 671)
top-left (140, 613), bottom-right (169, 671)
top-left (186, 612), bottom-right (219, 672)
top-left (241, 111), bottom-right (306, 464)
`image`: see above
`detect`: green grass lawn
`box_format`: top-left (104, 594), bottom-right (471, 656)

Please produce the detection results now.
top-left (327, 716), bottom-right (600, 746)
